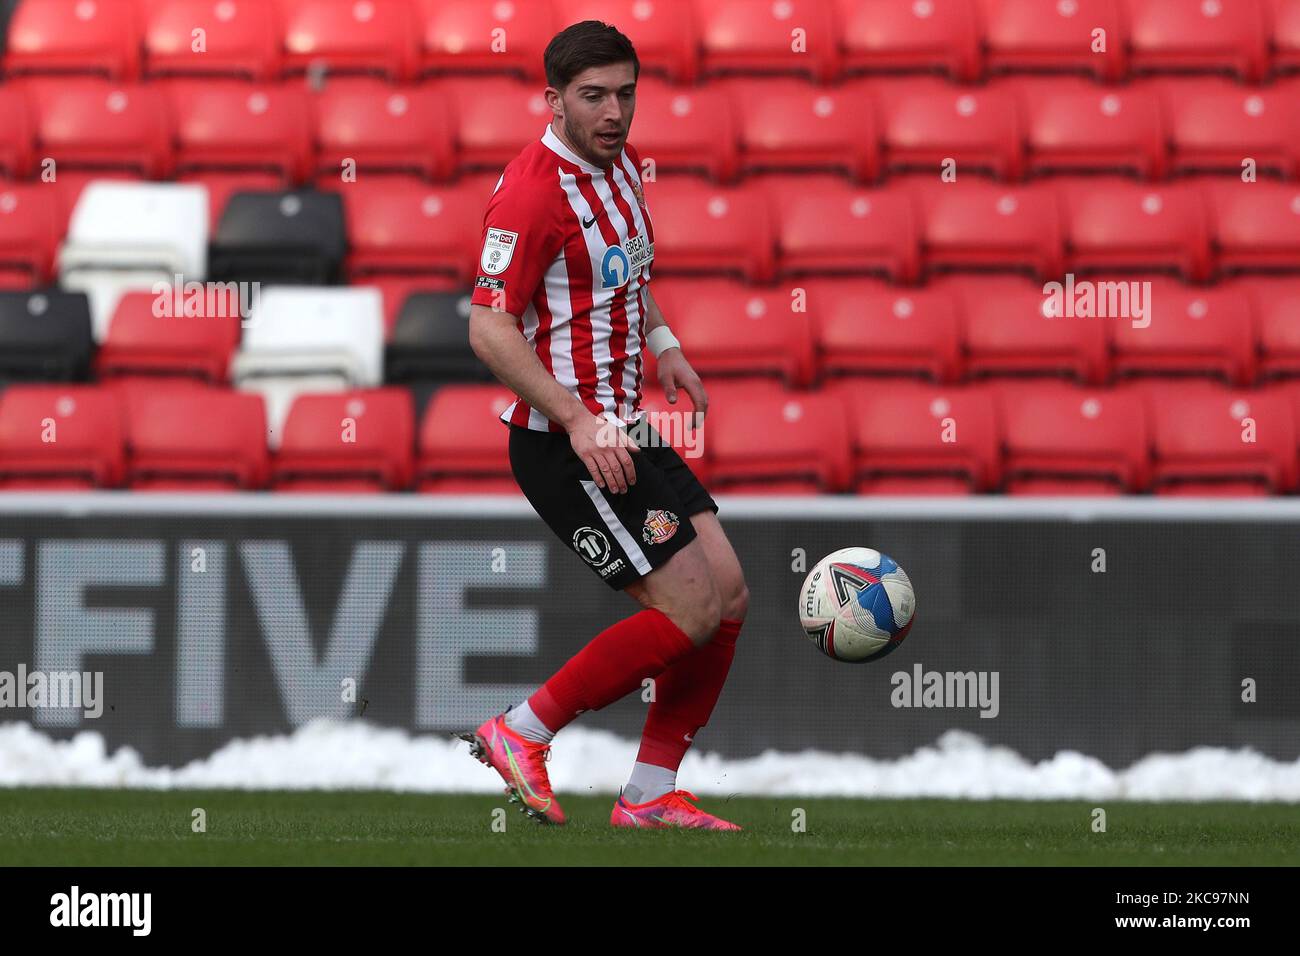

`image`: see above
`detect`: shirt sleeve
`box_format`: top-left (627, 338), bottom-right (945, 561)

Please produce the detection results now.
top-left (470, 172), bottom-right (564, 318)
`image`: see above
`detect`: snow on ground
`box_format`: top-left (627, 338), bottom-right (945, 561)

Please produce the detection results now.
top-left (1, 719), bottom-right (1298, 800)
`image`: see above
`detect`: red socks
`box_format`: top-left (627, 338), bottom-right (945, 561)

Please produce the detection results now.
top-left (635, 617), bottom-right (743, 770)
top-left (527, 607), bottom-right (698, 732)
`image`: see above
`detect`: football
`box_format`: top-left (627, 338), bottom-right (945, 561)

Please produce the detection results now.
top-left (798, 548), bottom-right (916, 662)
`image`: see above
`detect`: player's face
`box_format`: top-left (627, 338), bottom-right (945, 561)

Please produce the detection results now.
top-left (551, 62), bottom-right (637, 167)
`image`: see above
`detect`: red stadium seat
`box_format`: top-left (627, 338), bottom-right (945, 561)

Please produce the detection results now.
top-left (1011, 76), bottom-right (1167, 178)
top-left (0, 384), bottom-right (124, 489)
top-left (312, 79), bottom-right (455, 180)
top-left (706, 386), bottom-right (850, 493)
top-left (810, 278), bottom-right (962, 383)
top-left (641, 176), bottom-right (776, 282)
top-left (22, 79), bottom-right (173, 178)
top-left (1245, 277), bottom-right (1300, 379)
top-left (979, 0), bottom-right (1127, 80)
top-left (168, 80), bottom-right (314, 182)
top-left (913, 178), bottom-right (1065, 279)
top-left (1205, 179), bottom-right (1300, 274)
top-left (1136, 381), bottom-right (1296, 493)
top-left (874, 77), bottom-right (1025, 180)
top-left (446, 77), bottom-right (555, 173)
top-left (831, 380), bottom-right (999, 494)
top-left (0, 87), bottom-right (35, 178)
top-left (695, 0), bottom-right (841, 81)
top-left (1122, 0), bottom-right (1270, 81)
top-left (729, 77), bottom-right (878, 182)
top-left (632, 78), bottom-right (738, 181)
top-left (943, 274), bottom-right (1111, 383)
top-left (121, 383), bottom-right (269, 490)
top-left (1110, 276), bottom-right (1257, 384)
top-left (0, 183), bottom-right (59, 285)
top-left (95, 290), bottom-right (242, 383)
top-left (277, 0), bottom-right (419, 80)
top-left (143, 0), bottom-right (281, 79)
top-left (416, 383), bottom-right (519, 493)
top-left (647, 278), bottom-right (816, 386)
top-left (1270, 0), bottom-right (1300, 73)
top-left (554, 0), bottom-right (699, 82)
top-left (331, 175), bottom-right (491, 281)
top-left (1060, 178), bottom-right (1212, 280)
top-left (994, 381), bottom-right (1150, 493)
top-left (1160, 77), bottom-right (1300, 178)
top-left (835, 0), bottom-right (981, 81)
top-left (272, 388), bottom-right (414, 491)
top-left (2, 0), bottom-right (141, 79)
top-left (178, 172), bottom-right (287, 229)
top-left (769, 175), bottom-right (920, 281)
top-left (415, 0), bottom-right (555, 80)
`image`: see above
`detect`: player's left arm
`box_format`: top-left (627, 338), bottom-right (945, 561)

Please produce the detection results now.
top-left (642, 285), bottom-right (708, 421)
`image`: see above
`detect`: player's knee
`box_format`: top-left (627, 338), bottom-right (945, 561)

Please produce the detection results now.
top-left (667, 580), bottom-right (721, 646)
top-left (723, 578), bottom-right (750, 623)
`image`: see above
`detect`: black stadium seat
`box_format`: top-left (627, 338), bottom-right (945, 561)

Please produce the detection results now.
top-left (0, 290), bottom-right (94, 381)
top-left (208, 189), bottom-right (346, 285)
top-left (385, 289), bottom-right (492, 384)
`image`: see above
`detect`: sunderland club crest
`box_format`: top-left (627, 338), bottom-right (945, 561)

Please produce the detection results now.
top-left (641, 508), bottom-right (680, 545)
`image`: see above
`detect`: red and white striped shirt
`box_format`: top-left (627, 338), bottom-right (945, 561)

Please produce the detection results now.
top-left (471, 125), bottom-right (655, 432)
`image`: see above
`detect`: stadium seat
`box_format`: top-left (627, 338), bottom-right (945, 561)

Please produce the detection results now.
top-left (142, 0), bottom-right (280, 79)
top-left (994, 381), bottom-right (1151, 494)
top-left (0, 183), bottom-right (60, 285)
top-left (1011, 76), bottom-right (1167, 178)
top-left (272, 388), bottom-right (415, 492)
top-left (167, 80), bottom-right (314, 182)
top-left (277, 0), bottom-right (419, 80)
top-left (705, 386), bottom-right (850, 493)
top-left (554, 0), bottom-right (699, 81)
top-left (1136, 381), bottom-right (1297, 494)
top-left (768, 175), bottom-right (920, 281)
top-left (121, 383), bottom-right (269, 490)
top-left (2, 0), bottom-right (141, 79)
top-left (912, 178), bottom-right (1064, 279)
top-left (695, 0), bottom-right (841, 81)
top-left (640, 176), bottom-right (776, 282)
top-left (1060, 178), bottom-right (1212, 280)
top-left (385, 289), bottom-right (492, 384)
top-left (632, 78), bottom-right (738, 181)
top-left (1122, 0), bottom-right (1270, 81)
top-left (943, 274), bottom-right (1111, 383)
top-left (1160, 77), bottom-right (1300, 178)
top-left (1205, 179), bottom-right (1300, 273)
top-left (446, 77), bottom-right (555, 173)
top-left (1110, 276), bottom-right (1257, 384)
top-left (646, 278), bottom-right (816, 386)
top-left (979, 0), bottom-right (1127, 80)
top-left (208, 189), bottom-right (346, 284)
top-left (0, 289), bottom-right (93, 381)
top-left (178, 172), bottom-right (287, 230)
top-left (415, 0), bottom-right (555, 79)
top-left (729, 77), bottom-right (878, 182)
top-left (312, 79), bottom-right (454, 181)
top-left (0, 384), bottom-right (124, 488)
top-left (94, 289), bottom-right (241, 383)
top-left (332, 176), bottom-right (490, 281)
top-left (368, 275), bottom-right (465, 340)
top-left (1243, 277), bottom-right (1300, 379)
top-left (809, 278), bottom-right (962, 383)
top-left (21, 78), bottom-right (173, 178)
top-left (874, 77), bottom-right (1025, 180)
top-left (0, 86), bottom-right (35, 178)
top-left (415, 383), bottom-right (519, 493)
top-left (830, 380), bottom-right (999, 494)
top-left (1270, 0), bottom-right (1300, 73)
top-left (835, 0), bottom-right (981, 81)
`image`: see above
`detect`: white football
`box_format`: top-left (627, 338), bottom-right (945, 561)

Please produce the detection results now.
top-left (798, 547), bottom-right (915, 663)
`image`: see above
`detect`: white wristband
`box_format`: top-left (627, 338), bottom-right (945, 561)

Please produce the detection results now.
top-left (646, 326), bottom-right (681, 358)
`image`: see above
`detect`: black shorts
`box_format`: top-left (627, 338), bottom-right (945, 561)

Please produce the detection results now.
top-left (508, 418), bottom-right (719, 590)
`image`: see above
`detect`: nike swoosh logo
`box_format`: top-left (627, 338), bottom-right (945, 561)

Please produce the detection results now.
top-left (582, 214), bottom-right (599, 229)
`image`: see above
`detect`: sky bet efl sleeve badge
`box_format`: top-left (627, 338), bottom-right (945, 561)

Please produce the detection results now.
top-left (480, 228), bottom-right (518, 275)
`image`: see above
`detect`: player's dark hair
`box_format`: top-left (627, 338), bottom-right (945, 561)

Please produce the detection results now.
top-left (544, 20), bottom-right (640, 90)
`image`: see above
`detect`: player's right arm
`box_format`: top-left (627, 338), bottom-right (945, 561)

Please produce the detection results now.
top-left (467, 173), bottom-right (639, 494)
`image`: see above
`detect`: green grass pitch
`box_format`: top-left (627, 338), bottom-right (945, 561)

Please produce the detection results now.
top-left (1, 788), bottom-right (1297, 866)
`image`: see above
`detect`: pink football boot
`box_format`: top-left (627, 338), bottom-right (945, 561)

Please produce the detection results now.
top-left (460, 713), bottom-right (566, 825)
top-left (610, 789), bottom-right (742, 831)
